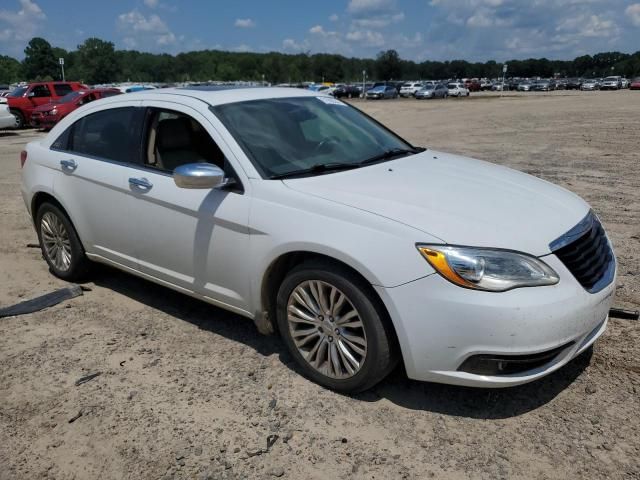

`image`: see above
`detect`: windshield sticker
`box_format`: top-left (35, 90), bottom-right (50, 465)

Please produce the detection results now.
top-left (316, 96), bottom-right (347, 106)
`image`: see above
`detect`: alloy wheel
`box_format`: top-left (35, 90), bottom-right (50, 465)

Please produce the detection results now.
top-left (40, 211), bottom-right (72, 271)
top-left (287, 280), bottom-right (367, 379)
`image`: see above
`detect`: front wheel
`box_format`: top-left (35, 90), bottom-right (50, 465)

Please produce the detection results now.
top-left (11, 109), bottom-right (24, 129)
top-left (36, 202), bottom-right (90, 281)
top-left (276, 263), bottom-right (397, 392)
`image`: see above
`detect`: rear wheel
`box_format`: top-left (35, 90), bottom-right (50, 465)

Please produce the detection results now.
top-left (36, 202), bottom-right (90, 281)
top-left (277, 263), bottom-right (397, 393)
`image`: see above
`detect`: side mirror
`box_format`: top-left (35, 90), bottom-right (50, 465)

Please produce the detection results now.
top-left (173, 163), bottom-right (228, 189)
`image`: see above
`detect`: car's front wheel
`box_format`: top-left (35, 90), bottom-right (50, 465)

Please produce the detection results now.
top-left (277, 262), bottom-right (397, 393)
top-left (10, 109), bottom-right (24, 129)
top-left (36, 202), bottom-right (90, 281)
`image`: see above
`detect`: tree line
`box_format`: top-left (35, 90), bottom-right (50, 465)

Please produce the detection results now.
top-left (1, 37), bottom-right (639, 86)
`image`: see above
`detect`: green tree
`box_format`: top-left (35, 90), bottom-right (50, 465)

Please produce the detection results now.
top-left (75, 38), bottom-right (120, 84)
top-left (0, 55), bottom-right (23, 84)
top-left (23, 37), bottom-right (58, 81)
top-left (375, 49), bottom-right (402, 80)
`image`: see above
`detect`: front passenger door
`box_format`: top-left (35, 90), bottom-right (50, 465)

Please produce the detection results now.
top-left (125, 103), bottom-right (253, 314)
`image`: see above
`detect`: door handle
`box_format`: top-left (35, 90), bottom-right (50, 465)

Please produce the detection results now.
top-left (128, 177), bottom-right (153, 189)
top-left (60, 159), bottom-right (77, 171)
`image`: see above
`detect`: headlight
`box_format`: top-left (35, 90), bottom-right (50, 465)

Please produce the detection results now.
top-left (48, 108), bottom-right (57, 116)
top-left (417, 245), bottom-right (559, 292)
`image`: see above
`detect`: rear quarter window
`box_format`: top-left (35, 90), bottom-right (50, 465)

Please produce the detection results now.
top-left (54, 84), bottom-right (73, 96)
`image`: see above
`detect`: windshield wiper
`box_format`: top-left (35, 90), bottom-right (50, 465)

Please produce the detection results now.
top-left (358, 147), bottom-right (423, 166)
top-left (269, 162), bottom-right (360, 180)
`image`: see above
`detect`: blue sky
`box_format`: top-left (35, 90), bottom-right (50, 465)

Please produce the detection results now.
top-left (1, 0), bottom-right (639, 61)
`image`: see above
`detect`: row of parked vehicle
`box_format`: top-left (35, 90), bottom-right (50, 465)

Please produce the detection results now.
top-left (0, 81), bottom-right (123, 130)
top-left (307, 81), bottom-right (471, 100)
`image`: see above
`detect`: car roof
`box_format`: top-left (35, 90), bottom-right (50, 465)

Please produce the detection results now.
top-left (96, 86), bottom-right (321, 107)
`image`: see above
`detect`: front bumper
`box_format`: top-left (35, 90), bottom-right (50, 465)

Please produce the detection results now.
top-left (375, 254), bottom-right (615, 387)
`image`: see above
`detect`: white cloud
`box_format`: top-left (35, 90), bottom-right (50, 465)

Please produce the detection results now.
top-left (234, 18), bottom-right (255, 28)
top-left (345, 29), bottom-right (385, 46)
top-left (143, 0), bottom-right (159, 7)
top-left (117, 10), bottom-right (179, 51)
top-left (282, 38), bottom-right (310, 52)
top-left (352, 11), bottom-right (404, 28)
top-left (329, 13), bottom-right (339, 22)
top-left (626, 3), bottom-right (640, 26)
top-left (347, 0), bottom-right (396, 14)
top-left (0, 0), bottom-right (46, 55)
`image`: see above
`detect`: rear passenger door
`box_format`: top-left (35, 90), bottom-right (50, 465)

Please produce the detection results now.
top-left (124, 101), bottom-right (253, 313)
top-left (51, 105), bottom-right (143, 268)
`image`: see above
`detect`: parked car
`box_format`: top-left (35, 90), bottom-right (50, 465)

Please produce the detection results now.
top-left (332, 85), bottom-right (360, 99)
top-left (20, 87), bottom-right (617, 392)
top-left (30, 88), bottom-right (122, 130)
top-left (0, 104), bottom-right (16, 129)
top-left (415, 83), bottom-right (448, 99)
top-left (629, 78), bottom-right (640, 90)
top-left (480, 80), bottom-right (493, 91)
top-left (532, 80), bottom-right (553, 92)
top-left (447, 83), bottom-right (469, 97)
top-left (600, 76), bottom-right (621, 90)
top-left (399, 82), bottom-right (422, 97)
top-left (580, 79), bottom-right (600, 91)
top-left (366, 85), bottom-right (398, 99)
top-left (7, 81), bottom-right (88, 128)
top-left (566, 78), bottom-right (582, 90)
top-left (464, 80), bottom-right (481, 92)
top-left (517, 81), bottom-right (533, 92)
top-left (620, 78), bottom-right (629, 89)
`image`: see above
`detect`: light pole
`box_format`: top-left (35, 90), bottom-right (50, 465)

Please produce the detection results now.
top-left (362, 70), bottom-right (366, 98)
top-left (501, 63), bottom-right (508, 96)
top-left (59, 57), bottom-right (65, 81)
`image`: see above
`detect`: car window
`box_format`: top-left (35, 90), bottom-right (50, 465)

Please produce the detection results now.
top-left (31, 85), bottom-right (51, 97)
top-left (8, 86), bottom-right (27, 97)
top-left (54, 84), bottom-right (73, 96)
top-left (212, 96), bottom-right (412, 178)
top-left (67, 107), bottom-right (139, 163)
top-left (143, 108), bottom-right (226, 174)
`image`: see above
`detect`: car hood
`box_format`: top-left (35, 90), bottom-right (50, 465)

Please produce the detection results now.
top-left (283, 150), bottom-right (589, 256)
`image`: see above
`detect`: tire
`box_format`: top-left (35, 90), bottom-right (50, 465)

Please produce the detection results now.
top-left (10, 109), bottom-right (24, 129)
top-left (276, 262), bottom-right (398, 393)
top-left (36, 202), bottom-right (90, 281)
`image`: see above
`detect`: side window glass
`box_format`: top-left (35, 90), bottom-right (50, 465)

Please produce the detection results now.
top-left (144, 109), bottom-right (226, 173)
top-left (54, 84), bottom-right (72, 96)
top-left (69, 108), bottom-right (137, 163)
top-left (32, 85), bottom-right (51, 97)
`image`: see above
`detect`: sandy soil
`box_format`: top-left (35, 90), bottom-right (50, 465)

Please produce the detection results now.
top-left (0, 90), bottom-right (638, 480)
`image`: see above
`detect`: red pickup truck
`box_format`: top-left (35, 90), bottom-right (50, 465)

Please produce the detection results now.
top-left (7, 81), bottom-right (88, 128)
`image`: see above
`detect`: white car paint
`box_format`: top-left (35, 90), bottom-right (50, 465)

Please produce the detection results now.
top-left (399, 82), bottom-right (422, 97)
top-left (0, 104), bottom-right (15, 129)
top-left (447, 83), bottom-right (469, 97)
top-left (21, 87), bottom-right (616, 387)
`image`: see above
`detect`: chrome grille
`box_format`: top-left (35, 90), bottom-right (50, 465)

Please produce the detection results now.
top-left (550, 211), bottom-right (615, 293)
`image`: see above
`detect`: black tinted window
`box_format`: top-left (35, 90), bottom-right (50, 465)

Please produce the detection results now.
top-left (31, 85), bottom-right (51, 97)
top-left (54, 84), bottom-right (73, 96)
top-left (69, 108), bottom-right (138, 163)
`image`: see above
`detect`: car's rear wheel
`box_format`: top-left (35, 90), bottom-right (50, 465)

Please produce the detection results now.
top-left (36, 202), bottom-right (90, 281)
top-left (276, 263), bottom-right (397, 392)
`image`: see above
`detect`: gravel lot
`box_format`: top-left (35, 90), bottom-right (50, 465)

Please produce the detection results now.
top-left (1, 90), bottom-right (638, 480)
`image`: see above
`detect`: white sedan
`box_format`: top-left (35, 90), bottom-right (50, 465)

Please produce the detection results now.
top-left (20, 87), bottom-right (616, 392)
top-left (447, 82), bottom-right (470, 97)
top-left (0, 104), bottom-right (16, 129)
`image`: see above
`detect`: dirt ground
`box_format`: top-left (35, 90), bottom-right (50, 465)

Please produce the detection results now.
top-left (0, 90), bottom-right (638, 480)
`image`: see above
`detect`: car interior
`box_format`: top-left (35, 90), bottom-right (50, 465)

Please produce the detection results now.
top-left (144, 109), bottom-right (226, 173)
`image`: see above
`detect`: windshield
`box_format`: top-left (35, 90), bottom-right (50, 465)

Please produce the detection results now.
top-left (422, 85), bottom-right (435, 90)
top-left (212, 96), bottom-right (414, 179)
top-left (59, 91), bottom-right (84, 103)
top-left (8, 86), bottom-right (27, 97)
